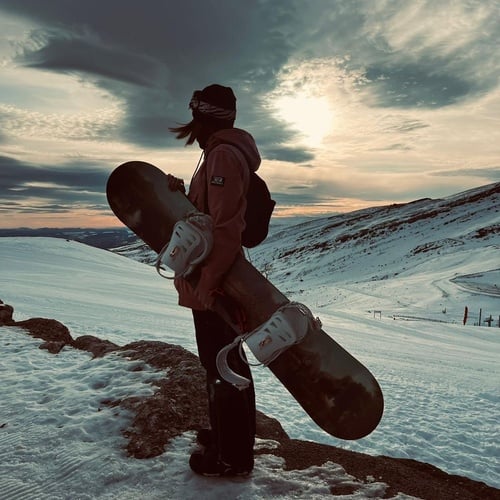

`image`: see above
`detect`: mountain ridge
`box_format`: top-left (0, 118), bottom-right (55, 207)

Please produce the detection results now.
top-left (244, 182), bottom-right (499, 302)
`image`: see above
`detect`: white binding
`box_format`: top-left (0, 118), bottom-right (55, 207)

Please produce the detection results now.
top-left (216, 302), bottom-right (321, 390)
top-left (156, 212), bottom-right (213, 279)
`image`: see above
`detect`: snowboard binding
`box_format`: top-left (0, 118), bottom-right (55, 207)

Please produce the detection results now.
top-left (216, 302), bottom-right (321, 390)
top-left (156, 212), bottom-right (213, 279)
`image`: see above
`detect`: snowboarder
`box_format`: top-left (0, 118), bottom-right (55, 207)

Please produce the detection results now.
top-left (167, 84), bottom-right (260, 476)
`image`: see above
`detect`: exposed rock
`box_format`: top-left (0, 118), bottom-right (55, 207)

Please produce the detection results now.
top-left (11, 317), bottom-right (73, 344)
top-left (39, 340), bottom-right (66, 354)
top-left (116, 341), bottom-right (210, 458)
top-left (72, 334), bottom-right (119, 357)
top-left (274, 440), bottom-right (498, 500)
top-left (0, 300), bottom-right (14, 325)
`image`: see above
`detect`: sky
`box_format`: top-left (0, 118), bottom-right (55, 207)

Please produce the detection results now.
top-left (0, 0), bottom-right (499, 228)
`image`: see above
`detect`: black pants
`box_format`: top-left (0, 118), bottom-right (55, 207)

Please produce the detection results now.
top-left (192, 309), bottom-right (256, 467)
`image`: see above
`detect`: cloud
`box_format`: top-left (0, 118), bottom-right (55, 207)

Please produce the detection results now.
top-left (373, 4), bottom-right (498, 108)
top-left (261, 145), bottom-right (315, 164)
top-left (0, 103), bottom-right (122, 142)
top-left (1, 0), bottom-right (308, 155)
top-left (0, 155), bottom-right (109, 208)
top-left (381, 119), bottom-right (430, 134)
top-left (431, 167), bottom-right (500, 181)
top-left (294, 0), bottom-right (499, 109)
top-left (18, 28), bottom-right (169, 87)
top-left (365, 62), bottom-right (472, 108)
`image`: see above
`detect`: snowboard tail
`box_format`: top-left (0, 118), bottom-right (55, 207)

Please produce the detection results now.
top-left (107, 161), bottom-right (384, 440)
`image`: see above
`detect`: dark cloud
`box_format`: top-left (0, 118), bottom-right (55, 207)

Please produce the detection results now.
top-left (370, 143), bottom-right (412, 152)
top-left (1, 201), bottom-right (74, 214)
top-left (0, 155), bottom-right (109, 208)
top-left (431, 167), bottom-right (500, 181)
top-left (272, 190), bottom-right (331, 207)
top-left (19, 29), bottom-right (167, 87)
top-left (367, 30), bottom-right (498, 109)
top-left (257, 145), bottom-right (315, 164)
top-left (365, 63), bottom-right (473, 108)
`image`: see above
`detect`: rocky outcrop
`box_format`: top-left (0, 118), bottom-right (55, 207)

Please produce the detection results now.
top-left (1, 304), bottom-right (498, 500)
top-left (0, 300), bottom-right (14, 325)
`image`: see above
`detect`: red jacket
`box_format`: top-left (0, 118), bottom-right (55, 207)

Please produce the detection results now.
top-left (174, 128), bottom-right (261, 310)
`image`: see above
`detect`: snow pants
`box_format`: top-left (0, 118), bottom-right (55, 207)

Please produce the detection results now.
top-left (192, 309), bottom-right (256, 467)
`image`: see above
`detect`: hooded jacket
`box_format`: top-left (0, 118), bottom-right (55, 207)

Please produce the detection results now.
top-left (174, 127), bottom-right (261, 310)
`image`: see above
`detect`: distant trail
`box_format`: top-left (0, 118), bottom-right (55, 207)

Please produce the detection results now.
top-left (453, 281), bottom-right (500, 297)
top-left (392, 315), bottom-right (449, 323)
top-left (451, 269), bottom-right (500, 297)
top-left (431, 279), bottom-right (451, 299)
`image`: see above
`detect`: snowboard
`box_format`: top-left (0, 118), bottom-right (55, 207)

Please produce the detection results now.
top-left (106, 161), bottom-right (384, 440)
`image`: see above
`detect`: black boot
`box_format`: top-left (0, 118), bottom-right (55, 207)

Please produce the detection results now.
top-left (189, 448), bottom-right (252, 477)
top-left (196, 428), bottom-right (213, 448)
top-left (189, 378), bottom-right (254, 476)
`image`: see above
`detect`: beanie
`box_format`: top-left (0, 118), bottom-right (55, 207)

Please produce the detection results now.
top-left (189, 84), bottom-right (236, 122)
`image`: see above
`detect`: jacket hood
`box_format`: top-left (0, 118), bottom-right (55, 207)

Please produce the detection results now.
top-left (205, 128), bottom-right (261, 172)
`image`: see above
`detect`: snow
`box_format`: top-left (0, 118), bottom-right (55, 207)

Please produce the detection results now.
top-left (1, 184), bottom-right (499, 497)
top-left (0, 326), bottom-right (392, 500)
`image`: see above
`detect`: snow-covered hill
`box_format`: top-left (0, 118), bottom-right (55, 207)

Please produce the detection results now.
top-left (1, 182), bottom-right (499, 497)
top-left (251, 182), bottom-right (499, 293)
top-left (0, 227), bottom-right (135, 249)
top-left (111, 238), bottom-right (158, 265)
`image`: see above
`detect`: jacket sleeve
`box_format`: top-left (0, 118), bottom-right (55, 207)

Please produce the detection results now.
top-left (195, 145), bottom-right (248, 302)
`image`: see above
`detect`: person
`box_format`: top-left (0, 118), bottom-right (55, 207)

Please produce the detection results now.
top-left (167, 84), bottom-right (260, 477)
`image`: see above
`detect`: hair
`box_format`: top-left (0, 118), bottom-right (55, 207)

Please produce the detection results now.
top-left (169, 120), bottom-right (199, 145)
top-left (169, 115), bottom-right (233, 146)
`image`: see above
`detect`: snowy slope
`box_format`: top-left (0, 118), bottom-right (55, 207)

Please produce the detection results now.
top-left (251, 182), bottom-right (499, 292)
top-left (1, 182), bottom-right (499, 497)
top-left (111, 238), bottom-right (158, 265)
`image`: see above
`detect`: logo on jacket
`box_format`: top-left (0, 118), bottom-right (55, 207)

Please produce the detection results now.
top-left (210, 175), bottom-right (226, 187)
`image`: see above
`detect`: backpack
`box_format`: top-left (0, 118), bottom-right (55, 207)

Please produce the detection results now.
top-left (242, 171), bottom-right (275, 248)
top-left (204, 146), bottom-right (275, 248)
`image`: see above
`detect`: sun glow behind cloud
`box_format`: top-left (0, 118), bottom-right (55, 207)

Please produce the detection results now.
top-left (274, 93), bottom-right (333, 146)
top-left (268, 57), bottom-right (370, 149)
